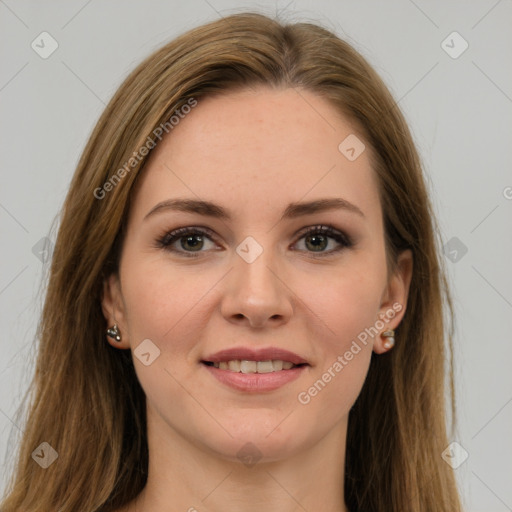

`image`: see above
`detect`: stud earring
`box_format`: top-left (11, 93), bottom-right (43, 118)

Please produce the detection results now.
top-left (106, 324), bottom-right (122, 342)
top-left (382, 329), bottom-right (395, 350)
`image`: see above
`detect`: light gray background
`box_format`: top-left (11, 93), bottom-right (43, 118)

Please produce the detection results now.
top-left (1, 1), bottom-right (511, 510)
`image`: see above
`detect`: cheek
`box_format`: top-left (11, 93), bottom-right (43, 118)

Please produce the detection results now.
top-left (289, 257), bottom-right (386, 415)
top-left (300, 256), bottom-right (386, 352)
top-left (119, 257), bottom-right (214, 418)
top-left (119, 251), bottom-right (212, 355)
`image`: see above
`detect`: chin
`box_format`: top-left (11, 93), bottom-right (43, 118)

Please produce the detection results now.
top-left (198, 412), bottom-right (313, 463)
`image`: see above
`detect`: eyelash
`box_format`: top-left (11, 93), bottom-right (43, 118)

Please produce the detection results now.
top-left (155, 224), bottom-right (354, 258)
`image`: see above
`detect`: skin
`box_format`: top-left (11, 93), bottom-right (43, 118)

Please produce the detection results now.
top-left (103, 87), bottom-right (413, 512)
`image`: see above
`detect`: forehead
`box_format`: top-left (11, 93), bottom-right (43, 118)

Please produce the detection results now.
top-left (130, 87), bottom-right (381, 224)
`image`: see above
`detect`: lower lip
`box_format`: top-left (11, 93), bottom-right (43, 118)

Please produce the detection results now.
top-left (202, 363), bottom-right (308, 392)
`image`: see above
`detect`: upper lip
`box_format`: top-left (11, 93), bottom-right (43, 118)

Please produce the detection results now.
top-left (202, 347), bottom-right (309, 365)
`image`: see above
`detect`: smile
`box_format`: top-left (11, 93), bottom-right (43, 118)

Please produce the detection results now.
top-left (202, 359), bottom-right (304, 373)
top-left (201, 360), bottom-right (309, 392)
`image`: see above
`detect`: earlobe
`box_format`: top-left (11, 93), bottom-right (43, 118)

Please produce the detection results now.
top-left (374, 249), bottom-right (413, 354)
top-left (106, 324), bottom-right (122, 343)
top-left (101, 273), bottom-right (129, 348)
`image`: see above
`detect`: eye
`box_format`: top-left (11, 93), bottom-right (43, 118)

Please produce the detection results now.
top-left (155, 224), bottom-right (353, 258)
top-left (292, 225), bottom-right (353, 255)
top-left (155, 226), bottom-right (218, 257)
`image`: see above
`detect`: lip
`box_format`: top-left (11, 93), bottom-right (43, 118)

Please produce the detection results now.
top-left (202, 347), bottom-right (309, 365)
top-left (202, 363), bottom-right (308, 392)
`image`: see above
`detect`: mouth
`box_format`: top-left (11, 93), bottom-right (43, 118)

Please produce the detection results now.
top-left (201, 359), bottom-right (308, 373)
top-left (200, 347), bottom-right (310, 392)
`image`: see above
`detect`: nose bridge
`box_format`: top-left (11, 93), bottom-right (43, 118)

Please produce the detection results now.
top-left (240, 252), bottom-right (277, 292)
top-left (221, 237), bottom-right (292, 326)
top-left (234, 241), bottom-right (282, 301)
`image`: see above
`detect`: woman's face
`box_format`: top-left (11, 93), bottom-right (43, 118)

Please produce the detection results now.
top-left (104, 87), bottom-right (411, 463)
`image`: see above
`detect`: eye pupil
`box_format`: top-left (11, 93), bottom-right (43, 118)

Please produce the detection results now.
top-left (181, 235), bottom-right (203, 251)
top-left (306, 234), bottom-right (327, 252)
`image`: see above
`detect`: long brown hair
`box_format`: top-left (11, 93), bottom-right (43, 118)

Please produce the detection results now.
top-left (1, 12), bottom-right (461, 511)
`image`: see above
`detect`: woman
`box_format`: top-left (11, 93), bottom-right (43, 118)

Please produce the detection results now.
top-left (0, 12), bottom-right (462, 512)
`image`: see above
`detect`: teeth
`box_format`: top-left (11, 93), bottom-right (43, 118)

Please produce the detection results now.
top-left (228, 360), bottom-right (241, 372)
top-left (240, 360), bottom-right (257, 373)
top-left (210, 360), bottom-right (300, 373)
top-left (256, 361), bottom-right (274, 373)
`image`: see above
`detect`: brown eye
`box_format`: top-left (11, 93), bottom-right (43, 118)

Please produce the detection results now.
top-left (156, 226), bottom-right (218, 257)
top-left (156, 224), bottom-right (353, 258)
top-left (304, 233), bottom-right (329, 252)
top-left (179, 233), bottom-right (205, 251)
top-left (294, 225), bottom-right (353, 255)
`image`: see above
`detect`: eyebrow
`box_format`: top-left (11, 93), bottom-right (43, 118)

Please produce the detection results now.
top-left (144, 197), bottom-right (365, 221)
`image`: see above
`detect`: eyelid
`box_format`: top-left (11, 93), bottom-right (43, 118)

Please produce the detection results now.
top-left (292, 224), bottom-right (353, 246)
top-left (155, 224), bottom-right (353, 257)
top-left (157, 225), bottom-right (219, 247)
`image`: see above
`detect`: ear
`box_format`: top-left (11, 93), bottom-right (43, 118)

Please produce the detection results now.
top-left (102, 273), bottom-right (130, 349)
top-left (373, 249), bottom-right (413, 354)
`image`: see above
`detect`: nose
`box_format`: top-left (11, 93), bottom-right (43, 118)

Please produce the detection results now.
top-left (220, 249), bottom-right (293, 329)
